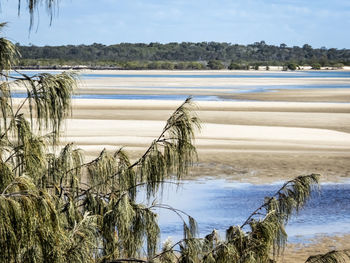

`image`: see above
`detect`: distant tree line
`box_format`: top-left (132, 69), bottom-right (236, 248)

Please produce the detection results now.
top-left (16, 41), bottom-right (350, 69)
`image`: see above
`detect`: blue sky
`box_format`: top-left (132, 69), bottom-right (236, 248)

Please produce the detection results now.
top-left (1, 0), bottom-right (350, 48)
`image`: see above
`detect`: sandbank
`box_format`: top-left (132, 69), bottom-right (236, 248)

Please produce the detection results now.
top-left (11, 70), bottom-right (350, 183)
top-left (10, 71), bottom-right (350, 259)
top-left (56, 98), bottom-right (350, 184)
top-left (231, 88), bottom-right (350, 102)
top-left (79, 76), bottom-right (349, 91)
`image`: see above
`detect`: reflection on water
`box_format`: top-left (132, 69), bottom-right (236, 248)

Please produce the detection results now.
top-left (138, 179), bottom-right (350, 244)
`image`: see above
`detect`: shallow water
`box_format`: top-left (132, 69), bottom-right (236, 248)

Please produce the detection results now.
top-left (9, 71), bottom-right (350, 101)
top-left (139, 179), bottom-right (350, 244)
top-left (72, 94), bottom-right (229, 101)
top-left (77, 84), bottom-right (350, 93)
top-left (11, 93), bottom-right (233, 101)
top-left (9, 70), bottom-right (350, 79)
top-left (11, 82), bottom-right (350, 102)
top-left (82, 71), bottom-right (350, 79)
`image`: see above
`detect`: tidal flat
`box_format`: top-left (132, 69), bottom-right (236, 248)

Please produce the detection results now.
top-left (13, 69), bottom-right (350, 262)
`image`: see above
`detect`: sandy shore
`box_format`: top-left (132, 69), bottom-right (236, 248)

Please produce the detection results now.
top-left (10, 70), bottom-right (350, 182)
top-left (231, 88), bottom-right (350, 102)
top-left (11, 71), bottom-right (350, 261)
top-left (63, 98), bottom-right (350, 184)
top-left (12, 71), bottom-right (350, 182)
top-left (78, 74), bottom-right (350, 95)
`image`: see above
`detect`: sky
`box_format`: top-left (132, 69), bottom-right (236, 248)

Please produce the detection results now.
top-left (1, 0), bottom-right (350, 48)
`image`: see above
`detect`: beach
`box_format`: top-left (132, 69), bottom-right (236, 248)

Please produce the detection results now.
top-left (13, 69), bottom-right (350, 183)
top-left (13, 70), bottom-right (350, 262)
top-left (55, 70), bottom-right (350, 184)
top-left (66, 98), bottom-right (350, 183)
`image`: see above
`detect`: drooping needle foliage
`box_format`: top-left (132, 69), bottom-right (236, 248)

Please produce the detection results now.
top-left (0, 22), bottom-right (203, 262)
top-left (0, 21), bottom-right (339, 263)
top-left (306, 249), bottom-right (350, 263)
top-left (15, 0), bottom-right (59, 30)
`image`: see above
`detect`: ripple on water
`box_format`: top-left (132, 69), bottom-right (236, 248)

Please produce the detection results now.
top-left (138, 180), bottom-right (350, 244)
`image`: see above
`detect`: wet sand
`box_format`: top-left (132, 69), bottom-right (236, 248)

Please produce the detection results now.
top-left (231, 88), bottom-right (350, 103)
top-left (282, 234), bottom-right (350, 263)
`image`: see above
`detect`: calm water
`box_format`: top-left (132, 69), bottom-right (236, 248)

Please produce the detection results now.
top-left (77, 84), bottom-right (350, 93)
top-left (9, 70), bottom-right (350, 79)
top-left (12, 85), bottom-right (350, 101)
top-left (82, 71), bottom-right (350, 79)
top-left (11, 93), bottom-right (231, 101)
top-left (140, 179), bottom-right (350, 243)
top-left (9, 70), bottom-right (350, 101)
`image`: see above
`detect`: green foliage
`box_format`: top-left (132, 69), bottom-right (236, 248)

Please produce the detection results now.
top-left (0, 23), bottom-right (20, 70)
top-left (207, 60), bottom-right (225, 70)
top-left (0, 74), bottom-right (200, 261)
top-left (228, 62), bottom-right (248, 70)
top-left (14, 71), bottom-right (77, 143)
top-left (0, 30), bottom-right (202, 261)
top-left (16, 42), bottom-right (350, 68)
top-left (175, 61), bottom-right (205, 70)
top-left (287, 63), bottom-right (298, 70)
top-left (311, 63), bottom-right (322, 70)
top-left (228, 62), bottom-right (240, 70)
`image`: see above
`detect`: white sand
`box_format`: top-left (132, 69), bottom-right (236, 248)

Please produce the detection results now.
top-left (12, 70), bottom-right (350, 183)
top-left (56, 98), bottom-right (350, 183)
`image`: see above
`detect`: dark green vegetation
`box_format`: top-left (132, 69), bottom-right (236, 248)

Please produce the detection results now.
top-left (16, 41), bottom-right (349, 69)
top-left (286, 63), bottom-right (298, 71)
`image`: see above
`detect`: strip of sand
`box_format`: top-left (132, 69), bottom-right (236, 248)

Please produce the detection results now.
top-left (79, 76), bottom-right (350, 91)
top-left (230, 88), bottom-right (350, 102)
top-left (53, 99), bottom-right (350, 184)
